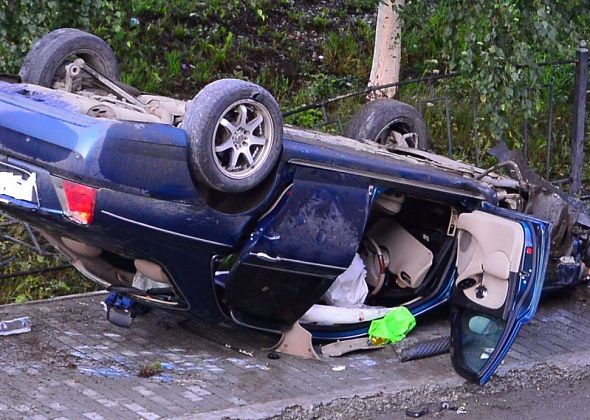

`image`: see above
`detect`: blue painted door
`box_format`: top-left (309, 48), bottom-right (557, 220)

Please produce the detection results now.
top-left (450, 204), bottom-right (550, 384)
top-left (224, 167), bottom-right (372, 331)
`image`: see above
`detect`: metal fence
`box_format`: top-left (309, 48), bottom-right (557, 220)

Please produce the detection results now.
top-left (0, 214), bottom-right (70, 280)
top-left (570, 41), bottom-right (588, 194)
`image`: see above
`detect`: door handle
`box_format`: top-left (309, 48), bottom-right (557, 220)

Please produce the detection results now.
top-left (254, 252), bottom-right (281, 262)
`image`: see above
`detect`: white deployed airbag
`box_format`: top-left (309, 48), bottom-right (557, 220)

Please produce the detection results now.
top-left (322, 253), bottom-right (368, 307)
top-left (300, 304), bottom-right (390, 325)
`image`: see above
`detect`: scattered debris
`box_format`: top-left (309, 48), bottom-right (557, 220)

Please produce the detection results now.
top-left (224, 343), bottom-right (254, 357)
top-left (79, 366), bottom-right (129, 378)
top-left (240, 349), bottom-right (254, 357)
top-left (405, 406), bottom-right (429, 418)
top-left (405, 401), bottom-right (459, 418)
top-left (440, 401), bottom-right (457, 411)
top-left (456, 404), bottom-right (468, 414)
top-left (138, 362), bottom-right (163, 378)
top-left (0, 316), bottom-right (31, 336)
top-left (331, 365), bottom-right (346, 372)
top-left (267, 351), bottom-right (280, 360)
top-left (400, 336), bottom-right (451, 362)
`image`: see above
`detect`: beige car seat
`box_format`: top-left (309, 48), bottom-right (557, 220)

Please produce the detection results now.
top-left (362, 218), bottom-right (433, 290)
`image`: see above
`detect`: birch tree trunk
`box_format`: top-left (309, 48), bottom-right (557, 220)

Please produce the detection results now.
top-left (368, 0), bottom-right (404, 99)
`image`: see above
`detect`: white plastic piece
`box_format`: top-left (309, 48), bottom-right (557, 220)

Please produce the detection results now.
top-left (0, 172), bottom-right (36, 202)
top-left (0, 316), bottom-right (31, 336)
top-left (321, 337), bottom-right (384, 357)
top-left (300, 304), bottom-right (390, 325)
top-left (268, 322), bottom-right (319, 360)
top-left (322, 253), bottom-right (368, 308)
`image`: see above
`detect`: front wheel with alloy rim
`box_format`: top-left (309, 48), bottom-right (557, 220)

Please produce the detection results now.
top-left (184, 79), bottom-right (283, 193)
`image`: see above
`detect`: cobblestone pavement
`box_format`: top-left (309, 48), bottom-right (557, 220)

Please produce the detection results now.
top-left (1, 289), bottom-right (590, 419)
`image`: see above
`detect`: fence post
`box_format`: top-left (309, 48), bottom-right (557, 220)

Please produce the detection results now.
top-left (570, 40), bottom-right (588, 195)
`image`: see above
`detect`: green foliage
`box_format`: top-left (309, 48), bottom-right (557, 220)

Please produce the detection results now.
top-left (0, 217), bottom-right (95, 304)
top-left (0, 0), bottom-right (130, 73)
top-left (0, 0), bottom-right (378, 99)
top-left (400, 0), bottom-right (587, 140)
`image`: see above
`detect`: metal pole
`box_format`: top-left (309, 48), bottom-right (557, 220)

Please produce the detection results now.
top-left (545, 81), bottom-right (555, 180)
top-left (444, 96), bottom-right (452, 155)
top-left (523, 88), bottom-right (529, 162)
top-left (570, 40), bottom-right (588, 195)
top-left (472, 94), bottom-right (480, 166)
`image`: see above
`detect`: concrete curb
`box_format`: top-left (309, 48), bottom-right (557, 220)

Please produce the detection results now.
top-left (0, 290), bottom-right (107, 308)
top-left (178, 351), bottom-right (590, 419)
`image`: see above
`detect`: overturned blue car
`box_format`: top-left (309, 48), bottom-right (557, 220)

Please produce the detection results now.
top-left (1, 29), bottom-right (589, 384)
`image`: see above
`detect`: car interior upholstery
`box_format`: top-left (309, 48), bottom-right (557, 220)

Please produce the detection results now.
top-left (455, 211), bottom-right (524, 309)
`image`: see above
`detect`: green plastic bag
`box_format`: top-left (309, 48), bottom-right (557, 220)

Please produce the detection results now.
top-left (369, 307), bottom-right (416, 344)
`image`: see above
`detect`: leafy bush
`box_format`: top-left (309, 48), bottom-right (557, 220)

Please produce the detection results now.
top-left (0, 1), bottom-right (126, 73)
top-left (400, 0), bottom-right (587, 138)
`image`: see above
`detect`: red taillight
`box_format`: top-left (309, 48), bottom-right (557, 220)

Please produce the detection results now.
top-left (62, 180), bottom-right (97, 224)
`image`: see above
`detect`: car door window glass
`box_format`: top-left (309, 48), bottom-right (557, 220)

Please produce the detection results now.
top-left (456, 308), bottom-right (506, 374)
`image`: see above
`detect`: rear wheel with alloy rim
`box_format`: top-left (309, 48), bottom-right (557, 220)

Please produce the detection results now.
top-left (184, 79), bottom-right (283, 193)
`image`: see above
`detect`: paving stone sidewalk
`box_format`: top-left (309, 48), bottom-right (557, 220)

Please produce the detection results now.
top-left (1, 289), bottom-right (590, 419)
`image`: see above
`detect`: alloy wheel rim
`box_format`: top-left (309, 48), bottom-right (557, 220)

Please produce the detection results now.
top-left (212, 99), bottom-right (274, 180)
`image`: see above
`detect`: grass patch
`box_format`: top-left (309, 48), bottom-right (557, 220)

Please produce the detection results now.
top-left (0, 217), bottom-right (96, 304)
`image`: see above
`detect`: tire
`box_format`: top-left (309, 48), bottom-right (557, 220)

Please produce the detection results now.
top-left (184, 79), bottom-right (283, 193)
top-left (345, 98), bottom-right (429, 149)
top-left (19, 28), bottom-right (120, 87)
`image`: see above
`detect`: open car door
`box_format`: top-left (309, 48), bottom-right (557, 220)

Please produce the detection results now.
top-left (224, 168), bottom-right (371, 332)
top-left (450, 205), bottom-right (550, 384)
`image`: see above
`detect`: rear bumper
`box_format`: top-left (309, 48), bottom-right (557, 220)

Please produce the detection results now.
top-left (0, 156), bottom-right (224, 315)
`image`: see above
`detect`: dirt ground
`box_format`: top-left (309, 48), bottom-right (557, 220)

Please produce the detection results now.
top-left (459, 375), bottom-right (590, 420)
top-left (375, 374), bottom-right (590, 419)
